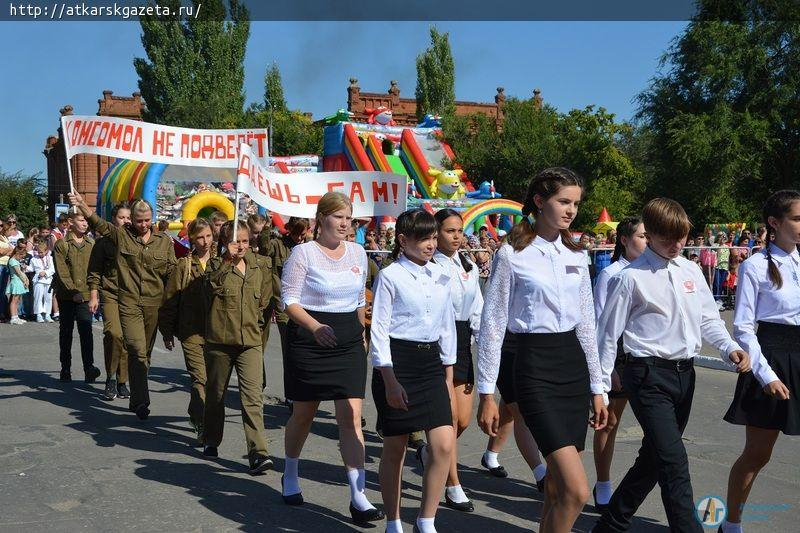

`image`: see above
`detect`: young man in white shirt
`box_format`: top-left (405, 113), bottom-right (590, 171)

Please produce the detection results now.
top-left (593, 198), bottom-right (751, 533)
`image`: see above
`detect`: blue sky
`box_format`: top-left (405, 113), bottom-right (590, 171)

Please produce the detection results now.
top-left (0, 21), bottom-right (686, 179)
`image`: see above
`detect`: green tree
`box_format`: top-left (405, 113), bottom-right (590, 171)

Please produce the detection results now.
top-left (636, 0), bottom-right (800, 224)
top-left (242, 106), bottom-right (323, 157)
top-left (134, 0), bottom-right (250, 128)
top-left (0, 170), bottom-right (47, 233)
top-left (415, 27), bottom-right (456, 121)
top-left (264, 61), bottom-right (288, 113)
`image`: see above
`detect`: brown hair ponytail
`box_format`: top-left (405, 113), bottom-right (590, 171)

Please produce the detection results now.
top-left (763, 189), bottom-right (800, 289)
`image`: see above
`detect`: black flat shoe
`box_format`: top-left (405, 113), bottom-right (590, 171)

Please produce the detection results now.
top-left (249, 455), bottom-right (274, 475)
top-left (409, 436), bottom-right (426, 450)
top-left (59, 370), bottom-right (72, 383)
top-left (134, 404), bottom-right (150, 420)
top-left (84, 366), bottom-right (101, 383)
top-left (349, 503), bottom-right (384, 526)
top-left (281, 475), bottom-right (304, 506)
top-left (480, 456), bottom-right (508, 478)
top-left (593, 486), bottom-right (609, 514)
top-left (202, 445), bottom-right (218, 458)
top-left (444, 492), bottom-right (474, 512)
top-left (415, 444), bottom-right (426, 468)
top-left (536, 474), bottom-right (546, 494)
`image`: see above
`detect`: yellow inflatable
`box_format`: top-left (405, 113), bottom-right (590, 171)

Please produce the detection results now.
top-left (181, 191), bottom-right (234, 222)
top-left (429, 168), bottom-right (466, 200)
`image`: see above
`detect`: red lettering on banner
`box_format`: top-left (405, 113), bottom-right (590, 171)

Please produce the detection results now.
top-left (326, 181), bottom-right (345, 193)
top-left (215, 135), bottom-right (226, 159)
top-left (86, 121), bottom-right (100, 146)
top-left (304, 195), bottom-right (322, 205)
top-left (267, 179), bottom-right (283, 201)
top-left (391, 183), bottom-right (398, 204)
top-left (256, 165), bottom-right (266, 195)
top-left (77, 120), bottom-right (94, 146)
top-left (96, 122), bottom-right (110, 147)
top-left (153, 130), bottom-right (168, 156)
top-left (108, 123), bottom-right (124, 149)
top-left (285, 185), bottom-right (300, 204)
top-left (372, 181), bottom-right (388, 202)
top-left (350, 181), bottom-right (365, 203)
top-left (227, 135), bottom-right (237, 159)
top-left (251, 133), bottom-right (267, 157)
top-left (237, 153), bottom-right (251, 178)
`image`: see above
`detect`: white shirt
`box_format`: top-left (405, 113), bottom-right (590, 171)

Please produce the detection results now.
top-left (281, 241), bottom-right (367, 312)
top-left (733, 244), bottom-right (800, 387)
top-left (476, 238), bottom-right (604, 396)
top-left (597, 246), bottom-right (742, 393)
top-left (30, 254), bottom-right (55, 285)
top-left (369, 255), bottom-right (457, 367)
top-left (594, 256), bottom-right (630, 320)
top-left (433, 249), bottom-right (483, 333)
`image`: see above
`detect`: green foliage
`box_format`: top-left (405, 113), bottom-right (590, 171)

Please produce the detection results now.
top-left (415, 27), bottom-right (456, 121)
top-left (636, 0), bottom-right (800, 224)
top-left (444, 99), bottom-right (641, 230)
top-left (264, 62), bottom-right (288, 113)
top-left (134, 0), bottom-right (250, 128)
top-left (0, 170), bottom-right (47, 232)
top-left (242, 105), bottom-right (323, 157)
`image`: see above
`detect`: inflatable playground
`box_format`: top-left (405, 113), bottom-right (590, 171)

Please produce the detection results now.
top-left (93, 110), bottom-right (523, 240)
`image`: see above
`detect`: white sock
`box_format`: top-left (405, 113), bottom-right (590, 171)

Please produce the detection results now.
top-left (594, 480), bottom-right (613, 505)
top-left (11, 315), bottom-right (18, 320)
top-left (346, 468), bottom-right (375, 511)
top-left (483, 450), bottom-right (500, 468)
top-left (282, 457), bottom-right (301, 496)
top-left (445, 484), bottom-right (469, 503)
top-left (416, 516), bottom-right (436, 533)
top-left (722, 522), bottom-right (743, 533)
top-left (386, 519), bottom-right (404, 533)
top-left (533, 463), bottom-right (547, 482)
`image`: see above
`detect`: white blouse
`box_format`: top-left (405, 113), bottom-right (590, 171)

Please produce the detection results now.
top-left (30, 254), bottom-right (55, 284)
top-left (734, 244), bottom-right (800, 387)
top-left (433, 249), bottom-right (483, 333)
top-left (281, 241), bottom-right (367, 312)
top-left (594, 256), bottom-right (629, 320)
top-left (476, 237), bottom-right (603, 396)
top-left (369, 255), bottom-right (457, 367)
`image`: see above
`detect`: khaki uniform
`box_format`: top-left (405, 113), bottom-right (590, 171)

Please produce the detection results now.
top-left (159, 255), bottom-right (208, 428)
top-left (87, 236), bottom-right (128, 383)
top-left (89, 213), bottom-right (176, 409)
top-left (53, 232), bottom-right (96, 374)
top-left (203, 253), bottom-right (272, 458)
top-left (259, 235), bottom-right (296, 359)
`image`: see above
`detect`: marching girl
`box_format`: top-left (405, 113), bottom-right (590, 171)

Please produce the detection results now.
top-left (428, 208), bottom-right (483, 512)
top-left (370, 208), bottom-right (456, 533)
top-left (159, 218), bottom-right (214, 444)
top-left (280, 193), bottom-right (383, 527)
top-left (591, 216), bottom-right (647, 511)
top-left (476, 167), bottom-right (608, 533)
top-left (201, 221), bottom-right (273, 474)
top-left (720, 189), bottom-right (800, 533)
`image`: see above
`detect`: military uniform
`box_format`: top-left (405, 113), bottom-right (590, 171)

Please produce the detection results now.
top-left (87, 236), bottom-right (128, 386)
top-left (259, 235), bottom-right (297, 359)
top-left (202, 253), bottom-right (273, 460)
top-left (159, 254), bottom-right (208, 431)
top-left (53, 232), bottom-right (96, 378)
top-left (88, 213), bottom-right (176, 411)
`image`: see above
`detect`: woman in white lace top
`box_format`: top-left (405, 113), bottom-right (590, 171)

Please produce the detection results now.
top-left (279, 192), bottom-right (383, 526)
top-left (476, 167), bottom-right (608, 532)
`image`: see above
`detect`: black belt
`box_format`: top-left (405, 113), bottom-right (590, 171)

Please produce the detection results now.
top-left (628, 356), bottom-right (694, 372)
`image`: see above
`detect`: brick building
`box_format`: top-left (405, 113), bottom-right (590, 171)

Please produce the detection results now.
top-left (43, 90), bottom-right (144, 216)
top-left (345, 78), bottom-right (543, 127)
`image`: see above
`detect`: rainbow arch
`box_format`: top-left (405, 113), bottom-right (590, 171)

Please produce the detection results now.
top-left (461, 199), bottom-right (524, 233)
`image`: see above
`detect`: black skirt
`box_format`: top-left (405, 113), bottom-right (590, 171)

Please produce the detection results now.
top-left (284, 310), bottom-right (367, 401)
top-left (452, 320), bottom-right (474, 384)
top-left (496, 331), bottom-right (517, 404)
top-left (724, 321), bottom-right (800, 435)
top-left (514, 330), bottom-right (590, 457)
top-left (372, 338), bottom-right (452, 437)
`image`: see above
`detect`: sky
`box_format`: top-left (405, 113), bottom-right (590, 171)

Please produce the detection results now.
top-left (0, 21), bottom-right (687, 179)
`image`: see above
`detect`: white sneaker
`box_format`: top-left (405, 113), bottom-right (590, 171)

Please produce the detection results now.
top-left (10, 318), bottom-right (25, 325)
top-left (36, 316), bottom-right (45, 323)
top-left (45, 316), bottom-right (54, 323)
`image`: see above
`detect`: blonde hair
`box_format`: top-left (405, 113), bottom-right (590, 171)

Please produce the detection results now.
top-left (314, 192), bottom-right (352, 239)
top-left (187, 217), bottom-right (212, 244)
top-left (131, 199), bottom-right (153, 217)
top-left (641, 198), bottom-right (691, 241)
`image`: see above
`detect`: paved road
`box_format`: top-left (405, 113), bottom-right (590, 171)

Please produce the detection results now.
top-left (0, 317), bottom-right (797, 532)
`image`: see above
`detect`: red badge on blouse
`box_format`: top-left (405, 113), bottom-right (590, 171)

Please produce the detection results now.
top-left (683, 280), bottom-right (695, 293)
top-left (351, 265), bottom-right (361, 275)
top-left (460, 272), bottom-right (469, 281)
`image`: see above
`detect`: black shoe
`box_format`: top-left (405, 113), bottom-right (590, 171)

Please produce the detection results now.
top-left (84, 366), bottom-right (101, 383)
top-left (202, 445), bottom-right (218, 458)
top-left (59, 370), bottom-right (72, 383)
top-left (103, 378), bottom-right (118, 400)
top-left (349, 503), bottom-right (384, 526)
top-left (117, 383), bottom-right (130, 399)
top-left (480, 456), bottom-right (508, 478)
top-left (134, 404), bottom-right (150, 420)
top-left (413, 525), bottom-right (421, 533)
top-left (409, 436), bottom-right (426, 450)
top-left (536, 474), bottom-right (546, 494)
top-left (286, 399), bottom-right (293, 415)
top-left (190, 422), bottom-right (204, 447)
top-left (361, 416), bottom-right (366, 428)
top-left (415, 444), bottom-right (426, 468)
top-left (444, 492), bottom-right (475, 512)
top-left (281, 475), bottom-right (304, 506)
top-left (248, 455), bottom-right (274, 475)
top-left (593, 486), bottom-right (609, 514)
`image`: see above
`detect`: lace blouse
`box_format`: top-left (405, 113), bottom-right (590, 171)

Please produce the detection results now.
top-left (280, 241), bottom-right (368, 312)
top-left (476, 238), bottom-right (604, 397)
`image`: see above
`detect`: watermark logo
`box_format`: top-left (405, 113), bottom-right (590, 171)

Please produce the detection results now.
top-left (695, 495), bottom-right (727, 528)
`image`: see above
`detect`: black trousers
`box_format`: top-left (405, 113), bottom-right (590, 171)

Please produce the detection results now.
top-left (596, 359), bottom-right (702, 533)
top-left (58, 298), bottom-right (94, 374)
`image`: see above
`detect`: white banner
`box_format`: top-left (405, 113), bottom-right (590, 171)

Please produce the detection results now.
top-left (61, 115), bottom-right (268, 168)
top-left (236, 144), bottom-right (407, 218)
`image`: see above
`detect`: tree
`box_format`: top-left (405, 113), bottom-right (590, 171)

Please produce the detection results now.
top-left (415, 27), bottom-right (456, 121)
top-left (636, 0), bottom-right (800, 224)
top-left (134, 0), bottom-right (250, 128)
top-left (0, 170), bottom-right (47, 233)
top-left (242, 106), bottom-right (323, 157)
top-left (264, 62), bottom-right (288, 113)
